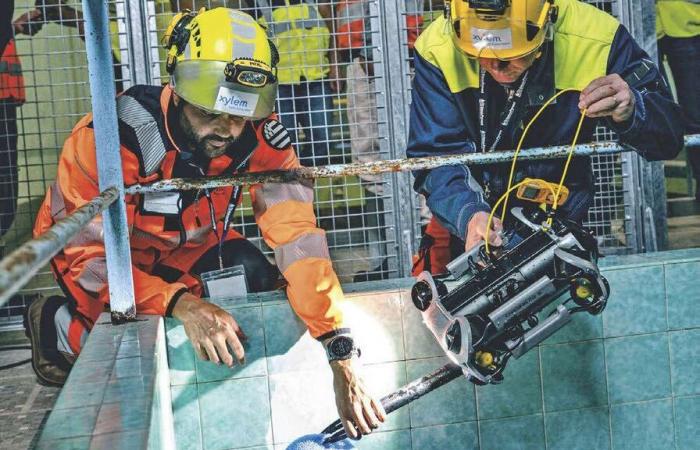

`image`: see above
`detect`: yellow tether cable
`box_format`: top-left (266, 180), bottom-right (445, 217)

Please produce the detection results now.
top-left (500, 88), bottom-right (580, 223)
top-left (550, 106), bottom-right (588, 226)
top-left (485, 86), bottom-right (590, 254)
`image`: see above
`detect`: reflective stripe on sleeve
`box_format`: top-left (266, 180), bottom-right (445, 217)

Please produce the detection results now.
top-left (274, 231), bottom-right (330, 273)
top-left (75, 257), bottom-right (108, 294)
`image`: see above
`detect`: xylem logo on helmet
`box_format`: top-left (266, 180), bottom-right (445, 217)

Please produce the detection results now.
top-left (470, 27), bottom-right (513, 49)
top-left (219, 95), bottom-right (248, 108)
top-left (214, 87), bottom-right (259, 117)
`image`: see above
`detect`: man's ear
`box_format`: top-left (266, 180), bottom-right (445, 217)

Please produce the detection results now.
top-left (172, 91), bottom-right (181, 107)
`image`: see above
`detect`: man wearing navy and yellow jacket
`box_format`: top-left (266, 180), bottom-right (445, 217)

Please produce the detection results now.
top-left (408, 0), bottom-right (685, 275)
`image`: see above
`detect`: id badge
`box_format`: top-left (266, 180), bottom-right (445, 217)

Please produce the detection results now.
top-left (142, 191), bottom-right (180, 215)
top-left (200, 265), bottom-right (248, 300)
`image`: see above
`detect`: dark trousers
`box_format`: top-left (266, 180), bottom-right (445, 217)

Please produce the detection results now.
top-left (276, 79), bottom-right (336, 167)
top-left (0, 99), bottom-right (18, 238)
top-left (659, 35), bottom-right (700, 194)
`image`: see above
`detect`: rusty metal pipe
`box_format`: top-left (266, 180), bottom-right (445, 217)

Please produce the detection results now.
top-left (125, 135), bottom-right (700, 194)
top-left (0, 187), bottom-right (119, 308)
top-left (124, 140), bottom-right (630, 194)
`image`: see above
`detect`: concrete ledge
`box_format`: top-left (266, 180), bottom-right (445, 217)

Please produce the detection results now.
top-left (35, 314), bottom-right (174, 450)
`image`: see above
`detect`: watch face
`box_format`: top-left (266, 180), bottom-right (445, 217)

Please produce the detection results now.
top-left (329, 336), bottom-right (354, 358)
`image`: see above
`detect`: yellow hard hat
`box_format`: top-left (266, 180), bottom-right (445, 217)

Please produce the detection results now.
top-left (162, 8), bottom-right (279, 120)
top-left (447, 0), bottom-right (558, 60)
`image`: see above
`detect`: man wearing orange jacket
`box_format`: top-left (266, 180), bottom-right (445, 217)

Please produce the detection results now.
top-left (1, 0), bottom-right (27, 251)
top-left (29, 8), bottom-right (384, 438)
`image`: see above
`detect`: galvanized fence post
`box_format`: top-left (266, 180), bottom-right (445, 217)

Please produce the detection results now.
top-left (82, 0), bottom-right (136, 322)
top-left (381, 0), bottom-right (419, 277)
top-left (123, 0), bottom-right (154, 87)
top-left (622, 0), bottom-right (669, 251)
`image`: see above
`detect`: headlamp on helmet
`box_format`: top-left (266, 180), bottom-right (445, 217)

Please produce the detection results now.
top-left (469, 0), bottom-right (509, 14)
top-left (225, 59), bottom-right (277, 88)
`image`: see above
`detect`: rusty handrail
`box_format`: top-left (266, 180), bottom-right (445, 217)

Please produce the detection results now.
top-left (0, 187), bottom-right (119, 307)
top-left (125, 134), bottom-right (700, 194)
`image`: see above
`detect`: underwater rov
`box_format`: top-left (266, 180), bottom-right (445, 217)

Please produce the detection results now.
top-left (412, 205), bottom-right (609, 384)
top-left (320, 202), bottom-right (609, 444)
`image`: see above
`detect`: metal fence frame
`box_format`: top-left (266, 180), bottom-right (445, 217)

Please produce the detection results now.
top-left (87, 0), bottom-right (672, 279)
top-left (0, 0), bottom-right (136, 321)
top-left (0, 0), bottom-right (690, 328)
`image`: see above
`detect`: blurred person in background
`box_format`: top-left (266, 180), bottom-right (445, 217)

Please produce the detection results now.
top-left (334, 0), bottom-right (431, 281)
top-left (245, 0), bottom-right (340, 167)
top-left (657, 0), bottom-right (700, 201)
top-left (1, 0), bottom-right (28, 258)
top-left (13, 0), bottom-right (129, 92)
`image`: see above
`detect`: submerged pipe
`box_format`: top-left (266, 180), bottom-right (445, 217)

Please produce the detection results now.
top-left (0, 187), bottom-right (119, 307)
top-left (321, 363), bottom-right (464, 444)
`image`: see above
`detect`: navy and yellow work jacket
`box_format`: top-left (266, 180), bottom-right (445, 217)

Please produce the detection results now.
top-left (407, 0), bottom-right (684, 240)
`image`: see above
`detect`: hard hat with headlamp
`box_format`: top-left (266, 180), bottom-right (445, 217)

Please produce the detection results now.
top-left (446, 0), bottom-right (558, 60)
top-left (162, 8), bottom-right (279, 120)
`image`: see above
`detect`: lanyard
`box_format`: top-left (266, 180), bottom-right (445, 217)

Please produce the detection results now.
top-left (188, 152), bottom-right (253, 269)
top-left (478, 67), bottom-right (530, 153)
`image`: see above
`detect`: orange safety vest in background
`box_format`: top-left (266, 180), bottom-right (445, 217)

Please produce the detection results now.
top-left (0, 40), bottom-right (26, 103)
top-left (335, 0), bottom-right (424, 52)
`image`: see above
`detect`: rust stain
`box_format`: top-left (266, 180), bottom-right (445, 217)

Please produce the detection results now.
top-left (125, 142), bottom-right (632, 194)
top-left (111, 310), bottom-right (137, 324)
top-left (1, 247), bottom-right (38, 272)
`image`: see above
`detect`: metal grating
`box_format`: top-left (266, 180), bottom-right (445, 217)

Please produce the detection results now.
top-left (1, 0), bottom-right (130, 326)
top-left (0, 0), bottom-right (652, 328)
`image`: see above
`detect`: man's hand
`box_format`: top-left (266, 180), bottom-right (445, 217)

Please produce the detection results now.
top-left (579, 74), bottom-right (636, 123)
top-left (465, 211), bottom-right (503, 253)
top-left (171, 293), bottom-right (247, 367)
top-left (331, 359), bottom-right (386, 439)
top-left (13, 10), bottom-right (44, 36)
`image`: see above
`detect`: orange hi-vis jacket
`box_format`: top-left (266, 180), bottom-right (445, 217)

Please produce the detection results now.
top-left (34, 85), bottom-right (344, 338)
top-left (335, 0), bottom-right (424, 52)
top-left (0, 39), bottom-right (25, 103)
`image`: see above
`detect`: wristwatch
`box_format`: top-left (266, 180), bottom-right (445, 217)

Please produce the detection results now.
top-left (324, 335), bottom-right (360, 362)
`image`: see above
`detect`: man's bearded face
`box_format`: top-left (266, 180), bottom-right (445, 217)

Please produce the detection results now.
top-left (177, 99), bottom-right (247, 159)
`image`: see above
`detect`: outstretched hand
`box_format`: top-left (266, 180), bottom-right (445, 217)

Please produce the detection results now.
top-left (13, 10), bottom-right (44, 36)
top-left (171, 293), bottom-right (247, 368)
top-left (331, 359), bottom-right (386, 439)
